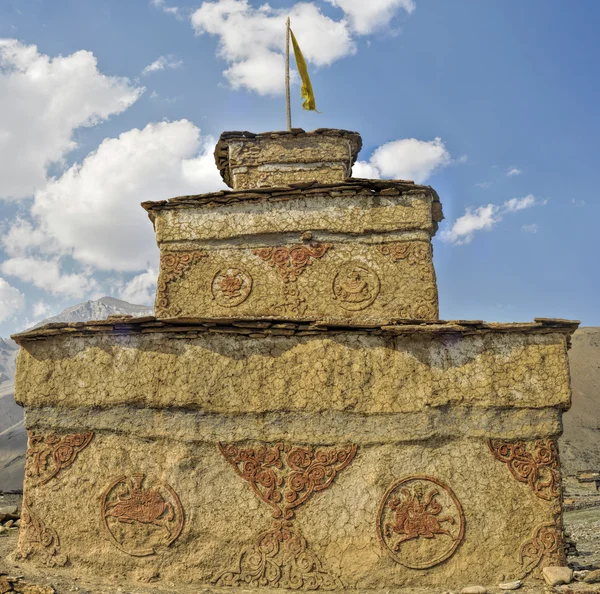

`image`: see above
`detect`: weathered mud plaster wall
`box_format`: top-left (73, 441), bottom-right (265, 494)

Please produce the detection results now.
top-left (11, 127), bottom-right (579, 592)
top-left (214, 129), bottom-right (363, 190)
top-left (12, 320), bottom-right (576, 589)
top-left (144, 181), bottom-right (443, 322)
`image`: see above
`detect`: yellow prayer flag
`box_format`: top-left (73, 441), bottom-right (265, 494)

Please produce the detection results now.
top-left (289, 29), bottom-right (318, 112)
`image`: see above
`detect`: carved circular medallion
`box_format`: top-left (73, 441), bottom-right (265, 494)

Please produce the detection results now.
top-left (101, 474), bottom-right (184, 557)
top-left (332, 262), bottom-right (380, 311)
top-left (377, 475), bottom-right (464, 569)
top-left (211, 267), bottom-right (253, 307)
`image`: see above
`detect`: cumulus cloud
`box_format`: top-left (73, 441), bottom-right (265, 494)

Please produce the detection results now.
top-left (0, 39), bottom-right (143, 199)
top-left (506, 167), bottom-right (522, 177)
top-left (324, 0), bottom-right (415, 34)
top-left (142, 55), bottom-right (183, 75)
top-left (0, 277), bottom-right (24, 323)
top-left (32, 301), bottom-right (54, 318)
top-left (0, 257), bottom-right (96, 298)
top-left (440, 205), bottom-right (500, 246)
top-left (352, 137), bottom-right (451, 184)
top-left (121, 268), bottom-right (158, 305)
top-left (6, 120), bottom-right (225, 273)
top-left (441, 195), bottom-right (546, 245)
top-left (192, 0), bottom-right (355, 94)
top-left (189, 0), bottom-right (419, 94)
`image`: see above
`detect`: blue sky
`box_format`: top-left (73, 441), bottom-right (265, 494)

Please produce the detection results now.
top-left (0, 0), bottom-right (598, 336)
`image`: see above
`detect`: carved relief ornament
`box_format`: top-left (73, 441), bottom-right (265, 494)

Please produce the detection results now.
top-left (211, 267), bottom-right (253, 307)
top-left (518, 522), bottom-right (565, 576)
top-left (377, 475), bottom-right (465, 569)
top-left (26, 430), bottom-right (93, 485)
top-left (101, 473), bottom-right (185, 557)
top-left (380, 242), bottom-right (438, 319)
top-left (488, 438), bottom-right (561, 501)
top-left (17, 499), bottom-right (67, 567)
top-left (156, 250), bottom-right (207, 311)
top-left (215, 442), bottom-right (357, 590)
top-left (254, 243), bottom-right (332, 315)
top-left (332, 262), bottom-right (380, 311)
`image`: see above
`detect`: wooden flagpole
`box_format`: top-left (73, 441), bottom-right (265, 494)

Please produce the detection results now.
top-left (285, 17), bottom-right (292, 131)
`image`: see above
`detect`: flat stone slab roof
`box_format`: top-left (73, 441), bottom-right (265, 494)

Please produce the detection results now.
top-left (141, 179), bottom-right (439, 213)
top-left (11, 316), bottom-right (580, 344)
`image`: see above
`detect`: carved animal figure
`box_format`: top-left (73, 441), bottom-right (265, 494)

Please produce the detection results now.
top-left (385, 483), bottom-right (456, 550)
top-left (105, 476), bottom-right (174, 533)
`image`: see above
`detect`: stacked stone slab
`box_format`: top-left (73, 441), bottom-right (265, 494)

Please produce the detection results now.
top-left (12, 129), bottom-right (578, 591)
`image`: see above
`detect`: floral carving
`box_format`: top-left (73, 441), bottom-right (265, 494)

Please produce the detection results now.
top-left (156, 251), bottom-right (207, 311)
top-left (26, 430), bottom-right (93, 485)
top-left (380, 242), bottom-right (431, 265)
top-left (211, 267), bottom-right (253, 307)
top-left (101, 474), bottom-right (184, 557)
top-left (518, 522), bottom-right (565, 576)
top-left (488, 439), bottom-right (561, 501)
top-left (254, 243), bottom-right (332, 315)
top-left (215, 442), bottom-right (356, 589)
top-left (377, 476), bottom-right (464, 569)
top-left (332, 262), bottom-right (380, 311)
top-left (381, 242), bottom-right (438, 319)
top-left (17, 500), bottom-right (67, 567)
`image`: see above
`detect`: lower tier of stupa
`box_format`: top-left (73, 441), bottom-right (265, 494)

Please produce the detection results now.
top-left (11, 316), bottom-right (577, 591)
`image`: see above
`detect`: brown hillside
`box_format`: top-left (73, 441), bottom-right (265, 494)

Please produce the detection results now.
top-left (561, 326), bottom-right (600, 475)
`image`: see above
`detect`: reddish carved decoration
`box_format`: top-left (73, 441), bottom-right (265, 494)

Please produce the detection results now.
top-left (156, 250), bottom-right (207, 311)
top-left (380, 241), bottom-right (431, 265)
top-left (101, 474), bottom-right (184, 557)
top-left (215, 442), bottom-right (356, 589)
top-left (377, 476), bottom-right (465, 570)
top-left (488, 439), bottom-right (561, 501)
top-left (254, 243), bottom-right (332, 314)
top-left (211, 267), bottom-right (253, 307)
top-left (26, 430), bottom-right (93, 485)
top-left (332, 262), bottom-right (380, 311)
top-left (17, 499), bottom-right (67, 567)
top-left (380, 242), bottom-right (438, 319)
top-left (518, 522), bottom-right (565, 576)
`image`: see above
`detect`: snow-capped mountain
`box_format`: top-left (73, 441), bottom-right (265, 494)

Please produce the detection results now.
top-left (32, 296), bottom-right (153, 328)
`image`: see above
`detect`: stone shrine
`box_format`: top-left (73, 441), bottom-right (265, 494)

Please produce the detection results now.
top-left (11, 128), bottom-right (578, 591)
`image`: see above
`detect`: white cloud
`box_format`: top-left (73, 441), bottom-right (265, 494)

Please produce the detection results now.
top-left (475, 181), bottom-right (491, 189)
top-left (440, 204), bottom-right (501, 245)
top-left (352, 137), bottom-right (451, 184)
top-left (442, 194), bottom-right (546, 245)
top-left (522, 224), bottom-right (538, 233)
top-left (6, 120), bottom-right (225, 273)
top-left (121, 268), bottom-right (158, 305)
top-left (506, 167), bottom-right (522, 177)
top-left (504, 194), bottom-right (546, 212)
top-left (142, 55), bottom-right (183, 75)
top-left (0, 257), bottom-right (96, 298)
top-left (0, 277), bottom-right (24, 323)
top-left (32, 301), bottom-right (54, 318)
top-left (0, 39), bottom-right (143, 200)
top-left (151, 0), bottom-right (181, 17)
top-left (324, 0), bottom-right (415, 34)
top-left (191, 0), bottom-right (356, 94)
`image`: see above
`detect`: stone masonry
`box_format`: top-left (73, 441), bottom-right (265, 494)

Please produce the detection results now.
top-left (11, 128), bottom-right (578, 592)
